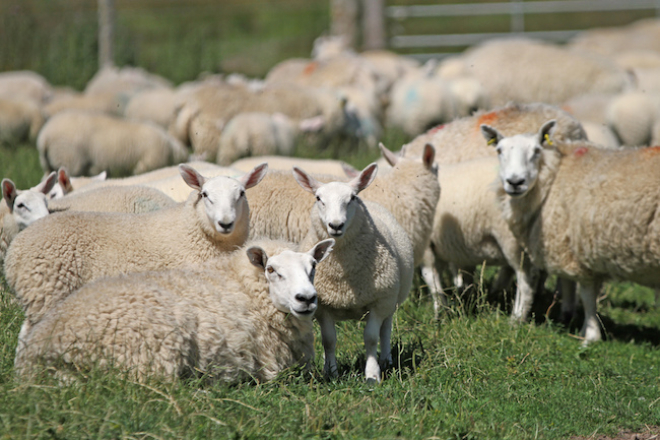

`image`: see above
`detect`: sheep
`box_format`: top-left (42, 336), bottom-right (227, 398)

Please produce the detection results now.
top-left (4, 163), bottom-right (268, 327)
top-left (403, 102), bottom-right (588, 165)
top-left (42, 167), bottom-right (108, 200)
top-left (232, 156), bottom-right (349, 176)
top-left (481, 119), bottom-right (660, 344)
top-left (0, 98), bottom-right (45, 145)
top-left (37, 111), bottom-right (189, 177)
top-left (215, 112), bottom-right (324, 166)
top-left (580, 121), bottom-right (621, 150)
top-left (605, 91), bottom-right (660, 147)
top-left (84, 66), bottom-right (172, 97)
top-left (294, 164), bottom-right (415, 382)
top-left (568, 18), bottom-right (660, 58)
top-left (15, 238), bottom-right (335, 383)
top-left (440, 38), bottom-right (631, 106)
top-left (0, 173), bottom-right (57, 261)
top-left (123, 88), bottom-right (184, 128)
top-left (0, 71), bottom-right (52, 104)
top-left (48, 185), bottom-right (175, 214)
top-left (42, 92), bottom-right (128, 118)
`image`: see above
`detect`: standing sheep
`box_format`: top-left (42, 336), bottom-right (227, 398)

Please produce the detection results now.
top-left (5, 163), bottom-right (268, 327)
top-left (294, 165), bottom-right (415, 382)
top-left (0, 98), bottom-right (45, 145)
top-left (15, 238), bottom-right (335, 383)
top-left (37, 111), bottom-right (189, 177)
top-left (482, 120), bottom-right (660, 344)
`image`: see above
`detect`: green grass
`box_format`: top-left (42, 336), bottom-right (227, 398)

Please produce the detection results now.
top-left (0, 144), bottom-right (659, 439)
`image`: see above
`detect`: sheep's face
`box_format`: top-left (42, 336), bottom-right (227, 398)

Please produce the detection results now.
top-left (314, 182), bottom-right (359, 238)
top-left (180, 162), bottom-right (267, 235)
top-left (481, 120), bottom-right (556, 198)
top-left (3, 174), bottom-right (57, 231)
top-left (200, 177), bottom-right (248, 235)
top-left (293, 163), bottom-right (378, 239)
top-left (247, 239), bottom-right (334, 319)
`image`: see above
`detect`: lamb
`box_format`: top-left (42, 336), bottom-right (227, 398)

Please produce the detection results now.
top-left (294, 165), bottom-right (415, 382)
top-left (403, 102), bottom-right (588, 165)
top-left (482, 120), bottom-right (660, 344)
top-left (0, 173), bottom-right (57, 261)
top-left (0, 98), bottom-right (45, 145)
top-left (15, 238), bottom-right (335, 383)
top-left (37, 111), bottom-right (189, 177)
top-left (4, 163), bottom-right (268, 327)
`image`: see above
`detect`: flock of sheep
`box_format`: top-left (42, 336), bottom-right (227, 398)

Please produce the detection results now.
top-left (2, 17), bottom-right (660, 383)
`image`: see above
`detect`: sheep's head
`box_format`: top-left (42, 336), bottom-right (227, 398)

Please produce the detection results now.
top-left (247, 239), bottom-right (335, 319)
top-left (180, 162), bottom-right (267, 235)
top-left (293, 163), bottom-right (378, 238)
top-left (2, 172), bottom-right (57, 231)
top-left (481, 119), bottom-right (556, 197)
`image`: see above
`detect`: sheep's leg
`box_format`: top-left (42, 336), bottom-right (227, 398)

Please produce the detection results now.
top-left (364, 312), bottom-right (384, 383)
top-left (558, 277), bottom-right (577, 324)
top-left (578, 280), bottom-right (602, 345)
top-left (420, 246), bottom-right (447, 319)
top-left (13, 319), bottom-right (32, 371)
top-left (510, 264), bottom-right (537, 323)
top-left (378, 314), bottom-right (393, 371)
top-left (316, 312), bottom-right (338, 378)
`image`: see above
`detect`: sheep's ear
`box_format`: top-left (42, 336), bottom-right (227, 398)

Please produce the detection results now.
top-left (309, 239), bottom-right (335, 264)
top-left (239, 163), bottom-right (268, 190)
top-left (379, 143), bottom-right (399, 167)
top-left (92, 170), bottom-right (107, 181)
top-left (179, 164), bottom-right (206, 191)
top-left (2, 179), bottom-right (17, 212)
top-left (292, 167), bottom-right (322, 194)
top-left (538, 119), bottom-right (557, 147)
top-left (57, 168), bottom-right (74, 194)
top-left (480, 124), bottom-right (503, 147)
top-left (36, 172), bottom-right (58, 196)
top-left (246, 246), bottom-right (268, 270)
top-left (341, 162), bottom-right (359, 179)
top-left (349, 163), bottom-right (378, 193)
top-left (422, 143), bottom-right (436, 169)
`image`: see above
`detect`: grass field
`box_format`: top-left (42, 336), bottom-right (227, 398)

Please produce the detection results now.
top-left (0, 143), bottom-right (659, 439)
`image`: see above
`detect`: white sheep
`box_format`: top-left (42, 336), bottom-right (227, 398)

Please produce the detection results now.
top-left (482, 120), bottom-right (660, 344)
top-left (403, 102), bottom-right (588, 165)
top-left (15, 238), bottom-right (335, 382)
top-left (441, 38), bottom-right (631, 106)
top-left (231, 155), bottom-right (349, 177)
top-left (0, 98), bottom-right (45, 145)
top-left (37, 111), bottom-right (189, 177)
top-left (0, 173), bottom-right (57, 261)
top-left (48, 185), bottom-right (175, 214)
top-left (294, 164), bottom-right (415, 382)
top-left (4, 163), bottom-right (268, 327)
top-left (42, 92), bottom-right (128, 118)
top-left (0, 71), bottom-right (52, 104)
top-left (84, 66), bottom-right (172, 97)
top-left (605, 91), bottom-right (660, 146)
top-left (42, 167), bottom-right (108, 200)
top-left (123, 88), bottom-right (184, 129)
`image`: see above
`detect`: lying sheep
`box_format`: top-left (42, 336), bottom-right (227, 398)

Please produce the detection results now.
top-left (403, 102), bottom-right (588, 165)
top-left (44, 167), bottom-right (107, 200)
top-left (15, 238), bottom-right (335, 382)
top-left (482, 120), bottom-right (660, 344)
top-left (42, 92), bottom-right (128, 118)
top-left (294, 165), bottom-right (415, 382)
top-left (49, 185), bottom-right (175, 214)
top-left (0, 173), bottom-right (57, 261)
top-left (85, 66), bottom-right (172, 97)
top-left (0, 71), bottom-right (52, 104)
top-left (5, 163), bottom-right (268, 327)
top-left (37, 111), bottom-right (189, 177)
top-left (0, 98), bottom-right (45, 145)
top-left (605, 91), bottom-right (660, 146)
top-left (123, 88), bottom-right (184, 128)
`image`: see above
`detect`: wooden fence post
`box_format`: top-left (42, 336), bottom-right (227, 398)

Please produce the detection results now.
top-left (362, 0), bottom-right (385, 50)
top-left (330, 0), bottom-right (359, 48)
top-left (98, 0), bottom-right (115, 69)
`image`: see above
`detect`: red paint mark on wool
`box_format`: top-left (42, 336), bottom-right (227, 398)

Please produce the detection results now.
top-left (573, 147), bottom-right (589, 157)
top-left (476, 111), bottom-right (498, 127)
top-left (303, 62), bottom-right (318, 76)
top-left (642, 146), bottom-right (660, 156)
top-left (428, 124), bottom-right (445, 134)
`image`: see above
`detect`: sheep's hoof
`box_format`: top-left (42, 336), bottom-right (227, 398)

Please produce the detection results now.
top-left (365, 376), bottom-right (381, 385)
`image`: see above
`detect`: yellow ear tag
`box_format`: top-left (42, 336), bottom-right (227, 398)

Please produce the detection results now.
top-left (487, 138), bottom-right (497, 145)
top-left (544, 134), bottom-right (554, 146)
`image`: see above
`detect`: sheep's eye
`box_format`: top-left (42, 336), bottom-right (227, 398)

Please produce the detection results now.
top-left (496, 147), bottom-right (502, 155)
top-left (239, 190), bottom-right (245, 198)
top-left (315, 195), bottom-right (321, 202)
top-left (267, 266), bottom-right (275, 274)
top-left (201, 191), bottom-right (208, 198)
top-left (350, 194), bottom-right (356, 202)
top-left (16, 203), bottom-right (25, 209)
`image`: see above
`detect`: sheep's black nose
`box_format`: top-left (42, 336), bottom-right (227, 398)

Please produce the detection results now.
top-left (219, 221), bottom-right (234, 230)
top-left (329, 222), bottom-right (344, 231)
top-left (295, 293), bottom-right (317, 305)
top-left (506, 177), bottom-right (525, 187)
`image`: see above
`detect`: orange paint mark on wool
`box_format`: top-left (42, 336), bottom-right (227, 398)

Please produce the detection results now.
top-left (642, 146), bottom-right (660, 156)
top-left (303, 62), bottom-right (318, 76)
top-left (476, 111), bottom-right (498, 128)
top-left (573, 147), bottom-right (589, 157)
